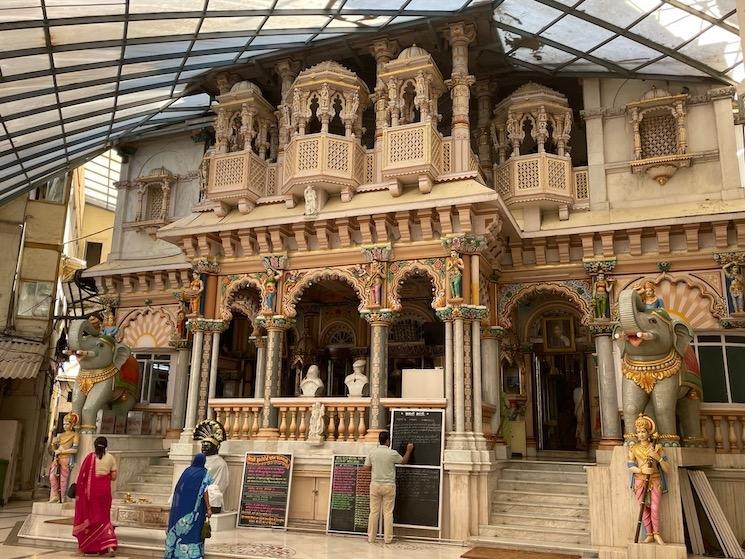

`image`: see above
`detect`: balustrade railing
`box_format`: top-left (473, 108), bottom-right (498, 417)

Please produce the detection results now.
top-left (700, 407), bottom-right (745, 454)
top-left (132, 406), bottom-right (171, 437)
top-left (271, 397), bottom-right (370, 442)
top-left (210, 398), bottom-right (263, 440)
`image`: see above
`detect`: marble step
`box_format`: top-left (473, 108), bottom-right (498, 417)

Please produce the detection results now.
top-left (496, 479), bottom-right (588, 495)
top-left (126, 482), bottom-right (171, 494)
top-left (115, 492), bottom-right (170, 505)
top-left (146, 465), bottom-right (173, 475)
top-left (471, 533), bottom-right (598, 557)
top-left (151, 457), bottom-right (173, 466)
top-left (135, 473), bottom-right (173, 484)
top-left (489, 511), bottom-right (589, 531)
top-left (505, 459), bottom-right (591, 472)
top-left (491, 501), bottom-right (590, 519)
top-left (480, 523), bottom-right (591, 545)
top-left (492, 489), bottom-right (589, 506)
top-left (501, 468), bottom-right (587, 483)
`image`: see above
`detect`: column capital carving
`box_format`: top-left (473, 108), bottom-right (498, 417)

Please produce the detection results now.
top-left (583, 257), bottom-right (617, 275)
top-left (590, 319), bottom-right (617, 336)
top-left (369, 38), bottom-right (400, 61)
top-left (361, 309), bottom-right (398, 325)
top-left (192, 256), bottom-right (220, 274)
top-left (438, 304), bottom-right (488, 321)
top-left (707, 86), bottom-right (736, 100)
top-left (360, 243), bottom-right (393, 262)
top-left (250, 335), bottom-right (267, 348)
top-left (441, 233), bottom-right (486, 254)
top-left (255, 315), bottom-right (293, 331)
top-left (713, 251), bottom-right (745, 266)
top-left (720, 317), bottom-right (745, 329)
top-left (481, 325), bottom-right (506, 339)
top-left (261, 253), bottom-right (289, 270)
top-left (188, 318), bottom-right (228, 333)
top-left (168, 338), bottom-right (192, 350)
top-left (442, 21), bottom-right (476, 48)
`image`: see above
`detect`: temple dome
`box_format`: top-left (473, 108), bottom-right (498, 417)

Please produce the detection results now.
top-left (397, 44), bottom-right (429, 60)
top-left (230, 80), bottom-right (260, 94)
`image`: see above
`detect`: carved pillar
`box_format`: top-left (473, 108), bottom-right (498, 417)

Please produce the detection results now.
top-left (252, 335), bottom-right (267, 399)
top-left (444, 315), bottom-right (454, 432)
top-left (206, 330), bottom-right (221, 418)
top-left (593, 322), bottom-right (623, 448)
top-left (181, 326), bottom-right (204, 441)
top-left (475, 80), bottom-right (493, 168)
top-left (453, 311), bottom-right (466, 433)
top-left (275, 58), bottom-right (301, 188)
top-left (363, 310), bottom-right (396, 438)
top-left (257, 316), bottom-right (290, 438)
top-left (463, 315), bottom-right (473, 432)
top-left (168, 338), bottom-right (191, 437)
top-left (444, 22), bottom-right (476, 174)
top-left (370, 39), bottom-right (399, 183)
top-left (193, 319), bottom-right (227, 421)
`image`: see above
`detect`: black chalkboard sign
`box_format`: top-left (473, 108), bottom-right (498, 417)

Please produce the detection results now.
top-left (393, 467), bottom-right (441, 528)
top-left (390, 409), bottom-right (444, 467)
top-left (327, 455), bottom-right (373, 535)
top-left (237, 452), bottom-right (293, 528)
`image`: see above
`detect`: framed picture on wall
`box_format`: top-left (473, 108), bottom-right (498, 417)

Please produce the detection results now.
top-left (501, 361), bottom-right (521, 394)
top-left (542, 316), bottom-right (575, 353)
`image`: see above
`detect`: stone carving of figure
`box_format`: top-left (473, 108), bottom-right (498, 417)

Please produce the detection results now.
top-left (199, 148), bottom-right (213, 200)
top-left (300, 365), bottom-right (325, 397)
top-left (304, 185), bottom-right (318, 216)
top-left (262, 267), bottom-right (282, 314)
top-left (627, 414), bottom-right (670, 545)
top-left (185, 271), bottom-right (204, 316)
top-left (724, 262), bottom-right (745, 314)
top-left (593, 272), bottom-right (615, 319)
top-left (308, 402), bottom-right (325, 445)
top-left (446, 250), bottom-right (464, 299)
top-left (49, 412), bottom-right (79, 502)
top-left (193, 419), bottom-right (229, 513)
top-left (101, 308), bottom-right (118, 337)
top-left (367, 261), bottom-right (384, 308)
top-left (636, 281), bottom-right (664, 311)
top-left (229, 116), bottom-right (243, 152)
top-left (344, 359), bottom-right (368, 397)
top-left (175, 308), bottom-right (187, 339)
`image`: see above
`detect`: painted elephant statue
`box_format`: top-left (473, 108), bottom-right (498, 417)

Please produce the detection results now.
top-left (614, 289), bottom-right (703, 447)
top-left (68, 319), bottom-right (140, 433)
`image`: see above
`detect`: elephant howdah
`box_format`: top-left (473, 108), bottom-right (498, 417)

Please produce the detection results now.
top-left (67, 319), bottom-right (140, 433)
top-left (614, 288), bottom-right (704, 447)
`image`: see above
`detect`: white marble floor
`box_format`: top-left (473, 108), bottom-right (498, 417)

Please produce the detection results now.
top-left (6, 499), bottom-right (469, 559)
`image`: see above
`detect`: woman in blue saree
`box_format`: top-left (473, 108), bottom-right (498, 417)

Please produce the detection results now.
top-left (164, 453), bottom-right (213, 559)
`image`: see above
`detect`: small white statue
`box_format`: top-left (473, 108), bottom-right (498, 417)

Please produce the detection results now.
top-left (304, 185), bottom-right (318, 216)
top-left (307, 402), bottom-right (325, 446)
top-left (344, 359), bottom-right (368, 397)
top-left (300, 364), bottom-right (325, 397)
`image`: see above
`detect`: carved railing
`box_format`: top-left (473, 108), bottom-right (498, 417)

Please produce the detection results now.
top-left (381, 121), bottom-right (442, 185)
top-left (207, 150), bottom-right (268, 208)
top-left (210, 398), bottom-right (263, 440)
top-left (364, 149), bottom-right (376, 185)
top-left (573, 166), bottom-right (589, 206)
top-left (493, 152), bottom-right (574, 208)
top-left (271, 397), bottom-right (370, 442)
top-left (131, 405), bottom-right (172, 437)
top-left (283, 133), bottom-right (365, 199)
top-left (700, 406), bottom-right (745, 454)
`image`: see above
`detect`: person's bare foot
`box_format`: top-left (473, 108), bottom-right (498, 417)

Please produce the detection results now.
top-left (653, 533), bottom-right (665, 545)
top-left (643, 534), bottom-right (654, 543)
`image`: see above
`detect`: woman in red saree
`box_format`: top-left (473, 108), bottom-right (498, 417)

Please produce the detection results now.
top-left (73, 436), bottom-right (118, 556)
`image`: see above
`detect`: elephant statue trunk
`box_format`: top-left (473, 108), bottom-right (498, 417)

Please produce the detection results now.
top-left (614, 288), bottom-right (704, 447)
top-left (68, 319), bottom-right (140, 433)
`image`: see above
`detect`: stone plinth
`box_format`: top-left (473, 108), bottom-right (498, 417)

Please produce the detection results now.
top-left (627, 543), bottom-right (687, 559)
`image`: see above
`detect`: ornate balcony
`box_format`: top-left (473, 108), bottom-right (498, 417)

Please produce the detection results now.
top-left (494, 152), bottom-right (574, 211)
top-left (282, 133), bottom-right (366, 202)
top-left (207, 150), bottom-right (269, 216)
top-left (381, 121), bottom-right (442, 195)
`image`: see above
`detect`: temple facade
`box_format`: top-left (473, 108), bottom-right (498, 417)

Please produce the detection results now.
top-left (78, 15), bottom-right (745, 553)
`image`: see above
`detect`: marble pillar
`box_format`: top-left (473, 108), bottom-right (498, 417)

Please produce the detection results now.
top-left (475, 80), bottom-right (493, 168)
top-left (453, 316), bottom-right (465, 433)
top-left (206, 331), bottom-right (221, 418)
top-left (182, 328), bottom-right (204, 440)
top-left (471, 319), bottom-right (483, 435)
top-left (197, 331), bottom-right (213, 420)
top-left (594, 324), bottom-right (623, 448)
top-left (167, 339), bottom-right (191, 437)
top-left (444, 318), bottom-right (454, 432)
top-left (253, 335), bottom-right (267, 399)
top-left (444, 22), bottom-right (476, 173)
top-left (370, 40), bottom-right (399, 179)
top-left (463, 318), bottom-right (473, 432)
top-left (258, 317), bottom-right (288, 437)
top-left (364, 311), bottom-right (394, 437)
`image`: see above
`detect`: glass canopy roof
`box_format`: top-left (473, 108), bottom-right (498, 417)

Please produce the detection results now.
top-left (0, 0), bottom-right (741, 202)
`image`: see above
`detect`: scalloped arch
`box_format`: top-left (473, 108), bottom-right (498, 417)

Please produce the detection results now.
top-left (220, 275), bottom-right (264, 321)
top-left (119, 306), bottom-right (176, 348)
top-left (389, 260), bottom-right (446, 311)
top-left (282, 268), bottom-right (365, 318)
top-left (499, 282), bottom-right (593, 328)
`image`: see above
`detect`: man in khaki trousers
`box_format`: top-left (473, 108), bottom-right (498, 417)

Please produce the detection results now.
top-left (364, 431), bottom-right (413, 544)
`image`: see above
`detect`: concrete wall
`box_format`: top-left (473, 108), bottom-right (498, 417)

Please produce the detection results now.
top-left (80, 204), bottom-right (114, 264)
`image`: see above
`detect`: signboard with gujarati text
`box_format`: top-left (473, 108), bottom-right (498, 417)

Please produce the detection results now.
top-left (237, 452), bottom-right (293, 528)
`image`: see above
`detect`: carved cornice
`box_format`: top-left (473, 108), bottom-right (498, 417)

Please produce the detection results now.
top-left (188, 318), bottom-right (228, 333)
top-left (707, 86), bottom-right (736, 100)
top-left (583, 258), bottom-right (617, 275)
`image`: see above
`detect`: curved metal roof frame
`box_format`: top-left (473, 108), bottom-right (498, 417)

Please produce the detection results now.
top-left (0, 0), bottom-right (741, 202)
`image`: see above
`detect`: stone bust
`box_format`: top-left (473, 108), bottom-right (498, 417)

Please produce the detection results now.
top-left (300, 364), bottom-right (325, 397)
top-left (344, 359), bottom-right (368, 397)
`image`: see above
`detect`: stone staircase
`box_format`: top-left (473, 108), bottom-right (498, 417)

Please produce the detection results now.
top-left (473, 459), bottom-right (597, 557)
top-left (115, 456), bottom-right (173, 505)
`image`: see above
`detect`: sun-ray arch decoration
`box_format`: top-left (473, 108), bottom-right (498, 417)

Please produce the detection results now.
top-left (220, 274), bottom-right (264, 322)
top-left (615, 272), bottom-right (725, 329)
top-left (282, 266), bottom-right (367, 319)
top-left (118, 306), bottom-right (177, 349)
top-left (498, 279), bottom-right (593, 328)
top-left (388, 258), bottom-right (446, 311)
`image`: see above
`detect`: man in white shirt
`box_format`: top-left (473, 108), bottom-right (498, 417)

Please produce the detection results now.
top-left (364, 431), bottom-right (413, 544)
